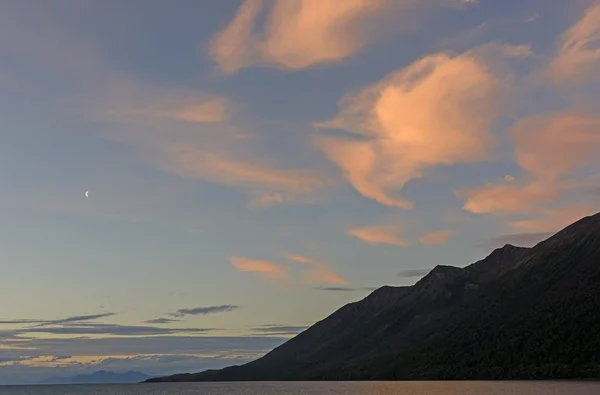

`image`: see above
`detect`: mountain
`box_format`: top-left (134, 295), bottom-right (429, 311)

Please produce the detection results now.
top-left (42, 370), bottom-right (150, 384)
top-left (147, 212), bottom-right (600, 382)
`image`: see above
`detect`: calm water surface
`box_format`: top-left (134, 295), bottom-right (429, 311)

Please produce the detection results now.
top-left (0, 382), bottom-right (599, 395)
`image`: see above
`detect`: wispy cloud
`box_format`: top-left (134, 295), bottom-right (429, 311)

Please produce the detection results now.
top-left (0, 313), bottom-right (116, 327)
top-left (231, 257), bottom-right (289, 280)
top-left (346, 225), bottom-right (410, 246)
top-left (548, 1), bottom-right (600, 84)
top-left (35, 313), bottom-right (117, 327)
top-left (287, 254), bottom-right (348, 285)
top-left (210, 0), bottom-right (478, 73)
top-left (460, 109), bottom-right (600, 223)
top-left (419, 229), bottom-right (454, 245)
top-left (508, 205), bottom-right (596, 232)
top-left (153, 148), bottom-right (326, 207)
top-left (316, 44), bottom-right (529, 208)
top-left (169, 305), bottom-right (239, 318)
top-left (4, 324), bottom-right (215, 337)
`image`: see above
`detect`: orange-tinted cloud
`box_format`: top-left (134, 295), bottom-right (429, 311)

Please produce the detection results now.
top-left (154, 145), bottom-right (326, 206)
top-left (346, 225), bottom-right (410, 246)
top-left (509, 205), bottom-right (597, 232)
top-left (287, 254), bottom-right (348, 285)
top-left (461, 110), bottom-right (600, 215)
top-left (548, 2), bottom-right (600, 84)
top-left (317, 45), bottom-right (528, 208)
top-left (210, 0), bottom-right (477, 73)
top-left (419, 229), bottom-right (454, 245)
top-left (169, 98), bottom-right (229, 123)
top-left (512, 111), bottom-right (600, 179)
top-left (459, 180), bottom-right (558, 215)
top-left (230, 257), bottom-right (288, 280)
top-left (101, 89), bottom-right (230, 125)
top-left (209, 0), bottom-right (263, 74)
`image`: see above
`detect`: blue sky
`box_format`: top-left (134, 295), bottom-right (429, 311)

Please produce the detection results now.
top-left (1, 0), bottom-right (600, 384)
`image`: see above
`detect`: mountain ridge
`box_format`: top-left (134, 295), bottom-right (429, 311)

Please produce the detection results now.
top-left (147, 212), bottom-right (600, 382)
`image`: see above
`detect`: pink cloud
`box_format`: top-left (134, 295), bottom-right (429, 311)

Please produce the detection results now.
top-left (317, 45), bottom-right (527, 208)
top-left (210, 0), bottom-right (478, 73)
top-left (419, 230), bottom-right (454, 245)
top-left (287, 254), bottom-right (348, 285)
top-left (346, 225), bottom-right (410, 246)
top-left (230, 257), bottom-right (289, 280)
top-left (509, 205), bottom-right (598, 233)
top-left (461, 110), bottom-right (600, 215)
top-left (548, 2), bottom-right (600, 84)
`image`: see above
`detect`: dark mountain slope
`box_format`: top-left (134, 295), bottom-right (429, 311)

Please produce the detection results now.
top-left (147, 213), bottom-right (600, 382)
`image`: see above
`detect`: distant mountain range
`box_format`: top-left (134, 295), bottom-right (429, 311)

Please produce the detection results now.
top-left (147, 212), bottom-right (600, 381)
top-left (42, 370), bottom-right (150, 384)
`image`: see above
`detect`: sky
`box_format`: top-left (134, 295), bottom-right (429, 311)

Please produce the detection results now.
top-left (1, 0), bottom-right (600, 384)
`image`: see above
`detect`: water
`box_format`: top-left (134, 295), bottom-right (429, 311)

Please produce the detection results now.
top-left (0, 382), bottom-right (599, 395)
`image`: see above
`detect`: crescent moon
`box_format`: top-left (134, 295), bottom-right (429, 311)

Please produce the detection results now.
top-left (85, 191), bottom-right (89, 198)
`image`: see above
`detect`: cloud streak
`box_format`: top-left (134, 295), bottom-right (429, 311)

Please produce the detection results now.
top-left (231, 257), bottom-right (289, 280)
top-left (287, 254), bottom-right (348, 285)
top-left (170, 305), bottom-right (239, 318)
top-left (347, 225), bottom-right (410, 246)
top-left (548, 1), bottom-right (600, 84)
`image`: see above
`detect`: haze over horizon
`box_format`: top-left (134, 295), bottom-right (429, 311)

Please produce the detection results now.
top-left (1, 0), bottom-right (600, 384)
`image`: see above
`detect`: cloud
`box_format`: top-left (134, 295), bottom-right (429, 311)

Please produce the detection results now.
top-left (419, 229), bottom-right (454, 245)
top-left (287, 254), bottom-right (348, 285)
top-left (316, 44), bottom-right (528, 208)
top-left (0, 335), bottom-right (288, 384)
top-left (0, 320), bottom-right (47, 325)
top-left (512, 111), bottom-right (600, 179)
top-left (210, 0), bottom-right (478, 73)
top-left (0, 335), bottom-right (285, 359)
top-left (460, 110), bottom-right (600, 216)
top-left (346, 225), bottom-right (410, 246)
top-left (548, 2), bottom-right (600, 84)
top-left (153, 146), bottom-right (326, 207)
top-left (103, 91), bottom-right (230, 125)
top-left (459, 180), bottom-right (558, 215)
top-left (169, 98), bottom-right (229, 123)
top-left (144, 318), bottom-right (181, 325)
top-left (250, 325), bottom-right (308, 335)
top-left (398, 268), bottom-right (431, 278)
top-left (508, 205), bottom-right (596, 232)
top-left (35, 313), bottom-right (117, 327)
top-left (170, 305), bottom-right (239, 318)
top-left (0, 313), bottom-right (117, 327)
top-left (484, 232), bottom-right (553, 249)
top-left (7, 324), bottom-right (215, 337)
top-left (230, 257), bottom-right (289, 280)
